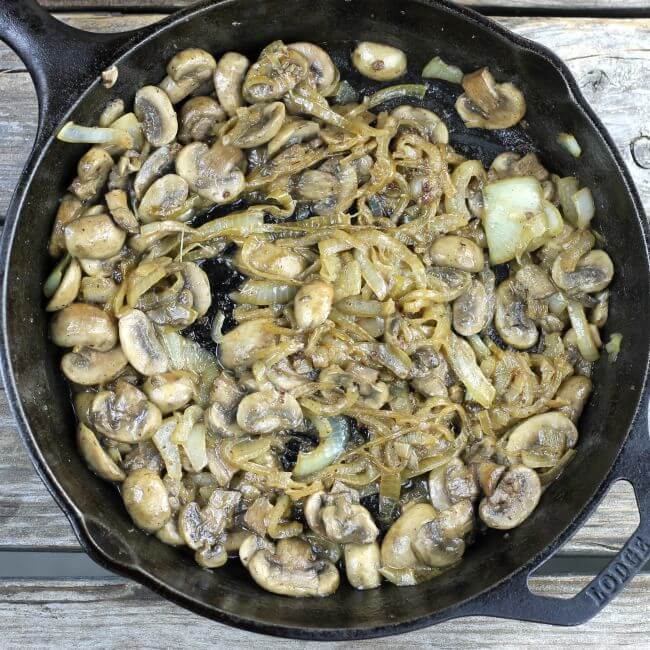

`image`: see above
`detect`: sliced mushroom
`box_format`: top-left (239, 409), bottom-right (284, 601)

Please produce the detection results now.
top-left (175, 142), bottom-right (245, 204)
top-left (425, 267), bottom-right (472, 302)
top-left (143, 371), bottom-right (196, 415)
top-left (214, 52), bottom-right (250, 116)
top-left (156, 518), bottom-right (185, 547)
top-left (515, 264), bottom-right (555, 299)
top-left (77, 422), bottom-right (126, 482)
top-left (294, 280), bottom-right (334, 330)
top-left (452, 270), bottom-right (495, 336)
top-left (430, 236), bottom-right (484, 273)
top-left (138, 174), bottom-right (190, 224)
top-left (46, 258), bottom-right (81, 312)
top-left (122, 469), bottom-right (171, 533)
top-left (479, 464), bottom-right (541, 529)
top-left (456, 68), bottom-right (526, 130)
top-left (69, 147), bottom-right (114, 202)
top-left (381, 503), bottom-right (437, 570)
top-left (234, 240), bottom-right (308, 280)
top-left (305, 491), bottom-right (378, 545)
top-left (352, 42), bottom-right (407, 81)
top-left (178, 488), bottom-right (241, 567)
top-left (288, 42), bottom-right (338, 95)
top-left (104, 188), bottom-right (139, 234)
top-left (134, 86), bottom-right (178, 147)
top-left (221, 102), bottom-right (286, 149)
top-left (551, 250), bottom-right (614, 294)
top-left (134, 143), bottom-right (182, 200)
top-left (428, 458), bottom-right (479, 511)
top-left (205, 402), bottom-right (243, 438)
top-left (242, 41), bottom-right (308, 103)
top-left (178, 96), bottom-right (226, 144)
top-left (267, 118), bottom-right (320, 157)
top-left (122, 441), bottom-right (164, 474)
top-left (49, 194), bottom-right (83, 257)
top-left (167, 48), bottom-right (217, 85)
top-left (556, 376), bottom-right (592, 423)
top-left (236, 389), bottom-right (303, 434)
top-left (309, 159), bottom-right (358, 216)
top-left (219, 319), bottom-right (278, 369)
top-left (392, 105), bottom-right (448, 145)
top-left (118, 309), bottom-right (170, 375)
top-left (344, 542), bottom-right (381, 590)
top-left (494, 278), bottom-right (539, 349)
top-left (61, 346), bottom-right (128, 385)
top-left (91, 380), bottom-right (162, 443)
top-left (246, 537), bottom-right (339, 597)
top-left (64, 214), bottom-right (126, 260)
top-left (505, 411), bottom-right (578, 468)
top-left (50, 303), bottom-right (117, 351)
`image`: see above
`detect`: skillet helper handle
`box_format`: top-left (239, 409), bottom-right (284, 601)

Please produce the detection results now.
top-left (0, 0), bottom-right (155, 142)
top-left (464, 400), bottom-right (650, 626)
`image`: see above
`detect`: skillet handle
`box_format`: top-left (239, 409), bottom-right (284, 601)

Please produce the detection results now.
top-left (460, 399), bottom-right (650, 626)
top-left (0, 0), bottom-right (157, 144)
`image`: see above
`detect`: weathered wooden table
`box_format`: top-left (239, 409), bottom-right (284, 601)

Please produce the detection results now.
top-left (1, 0), bottom-right (649, 646)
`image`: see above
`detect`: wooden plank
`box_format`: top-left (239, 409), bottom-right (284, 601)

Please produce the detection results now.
top-left (36, 1), bottom-right (650, 12)
top-left (0, 574), bottom-right (647, 647)
top-left (0, 14), bottom-right (646, 552)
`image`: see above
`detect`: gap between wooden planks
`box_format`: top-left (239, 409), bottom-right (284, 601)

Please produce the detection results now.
top-left (0, 12), bottom-right (646, 553)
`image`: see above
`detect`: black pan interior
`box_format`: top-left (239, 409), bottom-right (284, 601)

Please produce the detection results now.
top-left (4, 0), bottom-right (649, 637)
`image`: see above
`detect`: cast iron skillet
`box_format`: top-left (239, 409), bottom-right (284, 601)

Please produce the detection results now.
top-left (1, 0), bottom-right (649, 640)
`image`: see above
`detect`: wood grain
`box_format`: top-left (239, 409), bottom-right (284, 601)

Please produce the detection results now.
top-left (0, 574), bottom-right (647, 647)
top-left (0, 13), bottom-right (647, 555)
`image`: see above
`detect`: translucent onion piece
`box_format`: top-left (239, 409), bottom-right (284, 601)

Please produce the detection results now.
top-left (152, 418), bottom-right (182, 481)
top-left (572, 187), bottom-right (596, 229)
top-left (183, 423), bottom-right (208, 472)
top-left (57, 121), bottom-right (133, 149)
top-left (293, 416), bottom-right (350, 478)
top-left (444, 333), bottom-right (496, 407)
top-left (605, 332), bottom-right (623, 362)
top-left (43, 253), bottom-right (71, 298)
top-left (557, 132), bottom-right (582, 158)
top-left (230, 280), bottom-right (297, 305)
top-left (422, 56), bottom-right (464, 84)
top-left (365, 84), bottom-right (427, 109)
top-left (380, 565), bottom-right (442, 586)
top-left (556, 176), bottom-right (580, 226)
top-left (567, 300), bottom-right (600, 362)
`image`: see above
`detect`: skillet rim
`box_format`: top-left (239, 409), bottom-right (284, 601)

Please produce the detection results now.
top-left (1, 0), bottom-right (649, 639)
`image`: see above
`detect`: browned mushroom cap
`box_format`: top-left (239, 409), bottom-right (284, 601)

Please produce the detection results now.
top-left (69, 147), bottom-right (114, 202)
top-left (175, 142), bottom-right (245, 204)
top-left (429, 236), bottom-right (484, 273)
top-left (143, 371), bottom-right (197, 415)
top-left (134, 86), bottom-right (179, 147)
top-left (122, 469), bottom-right (171, 533)
top-left (452, 270), bottom-right (495, 337)
top-left (344, 542), bottom-right (381, 590)
top-left (288, 42), bottom-right (339, 95)
top-left (456, 68), bottom-right (526, 130)
top-left (352, 42), bottom-right (407, 81)
top-left (246, 537), bottom-right (340, 597)
top-left (166, 48), bottom-right (217, 84)
top-left (178, 96), bottom-right (226, 144)
top-left (77, 422), bottom-right (126, 482)
top-left (49, 194), bottom-right (83, 258)
top-left (138, 174), bottom-right (190, 224)
top-left (214, 52), bottom-right (250, 116)
top-left (221, 102), bottom-right (286, 148)
top-left (91, 380), bottom-right (162, 444)
top-left (64, 213), bottom-right (126, 260)
top-left (494, 278), bottom-right (539, 350)
top-left (556, 375), bottom-right (592, 423)
top-left (479, 465), bottom-right (541, 529)
top-left (61, 346), bottom-right (128, 385)
top-left (242, 41), bottom-right (309, 103)
top-left (50, 303), bottom-right (117, 351)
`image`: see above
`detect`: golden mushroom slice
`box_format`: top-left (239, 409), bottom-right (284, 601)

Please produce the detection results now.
top-left (505, 411), bottom-right (578, 468)
top-left (61, 346), bottom-right (128, 385)
top-left (221, 102), bottom-right (286, 149)
top-left (551, 249), bottom-right (614, 294)
top-left (267, 118), bottom-right (320, 157)
top-left (556, 376), bottom-right (592, 423)
top-left (214, 52), bottom-right (250, 116)
top-left (45, 257), bottom-right (81, 312)
top-left (494, 278), bottom-right (539, 350)
top-left (138, 174), bottom-right (190, 223)
top-left (134, 85), bottom-right (178, 147)
top-left (288, 42), bottom-right (339, 96)
top-left (429, 236), bottom-right (484, 273)
top-left (246, 537), bottom-right (340, 597)
top-left (452, 271), bottom-right (495, 337)
top-left (90, 380), bottom-right (162, 444)
top-left (479, 465), bottom-right (542, 529)
top-left (69, 147), bottom-right (114, 203)
top-left (122, 469), bottom-right (171, 533)
top-left (166, 48), bottom-right (216, 85)
top-left (143, 371), bottom-right (197, 415)
top-left (344, 542), bottom-right (381, 590)
top-left (77, 423), bottom-right (126, 482)
top-left (456, 67), bottom-right (526, 130)
top-left (50, 303), bottom-right (117, 351)
top-left (428, 458), bottom-right (479, 511)
top-left (236, 389), bottom-right (303, 435)
top-left (175, 141), bottom-right (245, 204)
top-left (352, 41), bottom-right (407, 81)
top-left (118, 309), bottom-right (170, 375)
top-left (294, 280), bottom-right (334, 330)
top-left (178, 96), bottom-right (226, 144)
top-left (133, 143), bottom-right (182, 200)
top-left (218, 319), bottom-right (278, 369)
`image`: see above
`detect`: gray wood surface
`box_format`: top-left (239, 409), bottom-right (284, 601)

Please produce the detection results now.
top-left (0, 12), bottom-right (648, 554)
top-left (0, 574), bottom-right (647, 647)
